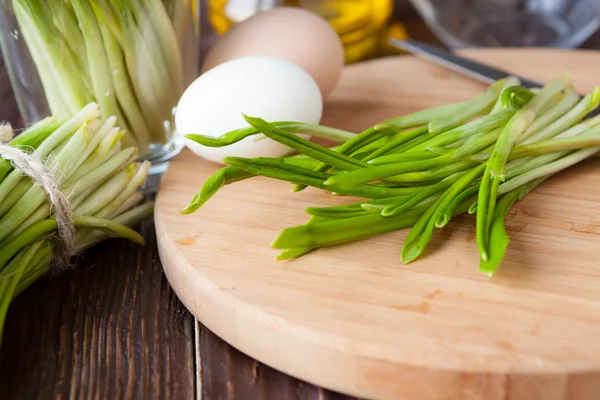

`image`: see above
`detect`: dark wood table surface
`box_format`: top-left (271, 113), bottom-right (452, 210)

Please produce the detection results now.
top-left (1, 3), bottom-right (600, 399)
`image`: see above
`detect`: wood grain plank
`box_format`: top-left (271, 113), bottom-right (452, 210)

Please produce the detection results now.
top-left (0, 218), bottom-right (196, 400)
top-left (198, 323), bottom-right (357, 400)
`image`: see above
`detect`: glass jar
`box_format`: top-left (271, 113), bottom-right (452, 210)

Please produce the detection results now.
top-left (0, 0), bottom-right (200, 192)
top-left (207, 0), bottom-right (393, 63)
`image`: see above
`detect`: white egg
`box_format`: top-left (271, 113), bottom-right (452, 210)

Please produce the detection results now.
top-left (175, 56), bottom-right (323, 164)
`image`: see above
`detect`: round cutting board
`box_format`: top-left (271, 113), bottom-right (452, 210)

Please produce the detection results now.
top-left (155, 50), bottom-right (600, 400)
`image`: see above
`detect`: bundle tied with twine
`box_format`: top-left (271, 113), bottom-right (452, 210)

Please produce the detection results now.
top-left (0, 123), bottom-right (74, 267)
top-left (0, 104), bottom-right (154, 345)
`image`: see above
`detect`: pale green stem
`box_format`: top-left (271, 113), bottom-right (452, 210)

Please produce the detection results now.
top-left (113, 192), bottom-right (145, 216)
top-left (66, 129), bottom-right (127, 184)
top-left (488, 75), bottom-right (571, 180)
top-left (0, 109), bottom-right (94, 205)
top-left (523, 92), bottom-right (600, 145)
top-left (95, 161), bottom-right (150, 219)
top-left (0, 121), bottom-right (109, 243)
top-left (428, 79), bottom-right (507, 134)
top-left (140, 0), bottom-right (184, 95)
top-left (74, 169), bottom-right (136, 217)
top-left (13, 1), bottom-right (88, 116)
top-left (500, 146), bottom-right (600, 194)
top-left (520, 87), bottom-right (580, 141)
top-left (97, 19), bottom-right (151, 151)
top-left (13, 3), bottom-right (70, 117)
top-left (3, 147), bottom-right (138, 241)
top-left (51, 4), bottom-right (93, 97)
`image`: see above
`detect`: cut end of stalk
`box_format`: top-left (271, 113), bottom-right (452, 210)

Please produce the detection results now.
top-left (435, 215), bottom-right (449, 228)
top-left (275, 248), bottom-right (311, 261)
top-left (468, 202), bottom-right (478, 214)
top-left (275, 251), bottom-right (292, 261)
top-left (303, 207), bottom-right (319, 215)
top-left (322, 176), bottom-right (337, 186)
top-left (0, 124), bottom-right (13, 142)
top-left (292, 184), bottom-right (307, 193)
top-left (381, 206), bottom-right (397, 217)
top-left (82, 102), bottom-right (101, 119)
top-left (271, 231), bottom-right (293, 249)
top-left (401, 243), bottom-right (422, 264)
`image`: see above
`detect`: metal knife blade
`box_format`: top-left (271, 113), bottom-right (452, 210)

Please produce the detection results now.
top-left (388, 38), bottom-right (545, 88)
top-left (388, 38), bottom-right (600, 118)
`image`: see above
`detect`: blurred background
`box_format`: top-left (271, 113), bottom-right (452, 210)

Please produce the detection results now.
top-left (199, 0), bottom-right (600, 64)
top-left (2, 0), bottom-right (600, 128)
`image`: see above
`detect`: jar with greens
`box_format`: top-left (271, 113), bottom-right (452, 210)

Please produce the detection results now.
top-left (0, 0), bottom-right (200, 190)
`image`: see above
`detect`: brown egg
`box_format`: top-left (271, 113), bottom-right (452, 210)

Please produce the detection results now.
top-left (202, 7), bottom-right (344, 99)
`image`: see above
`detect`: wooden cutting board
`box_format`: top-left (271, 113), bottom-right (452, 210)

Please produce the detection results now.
top-left (155, 49), bottom-right (600, 400)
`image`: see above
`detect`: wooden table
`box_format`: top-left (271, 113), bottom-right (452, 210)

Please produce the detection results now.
top-left (1, 4), bottom-right (600, 399)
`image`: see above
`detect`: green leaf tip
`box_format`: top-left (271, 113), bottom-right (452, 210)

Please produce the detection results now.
top-left (185, 133), bottom-right (222, 147)
top-left (178, 205), bottom-right (196, 215)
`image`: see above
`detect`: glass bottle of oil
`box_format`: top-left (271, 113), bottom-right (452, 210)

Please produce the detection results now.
top-left (207, 0), bottom-right (394, 64)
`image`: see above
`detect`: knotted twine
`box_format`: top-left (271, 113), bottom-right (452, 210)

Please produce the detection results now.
top-left (0, 124), bottom-right (74, 266)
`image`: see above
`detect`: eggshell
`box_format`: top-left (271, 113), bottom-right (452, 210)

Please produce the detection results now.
top-left (176, 56), bottom-right (323, 164)
top-left (202, 7), bottom-right (344, 99)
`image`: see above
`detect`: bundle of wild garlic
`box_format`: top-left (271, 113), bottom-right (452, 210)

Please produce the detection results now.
top-left (183, 75), bottom-right (600, 275)
top-left (0, 102), bottom-right (153, 343)
top-left (12, 0), bottom-right (187, 155)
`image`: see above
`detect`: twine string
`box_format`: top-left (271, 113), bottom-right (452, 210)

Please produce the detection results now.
top-left (0, 124), bottom-right (74, 266)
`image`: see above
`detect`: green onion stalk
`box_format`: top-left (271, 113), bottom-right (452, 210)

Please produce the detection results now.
top-left (0, 102), bottom-right (153, 344)
top-left (12, 0), bottom-right (189, 156)
top-left (182, 75), bottom-right (600, 277)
